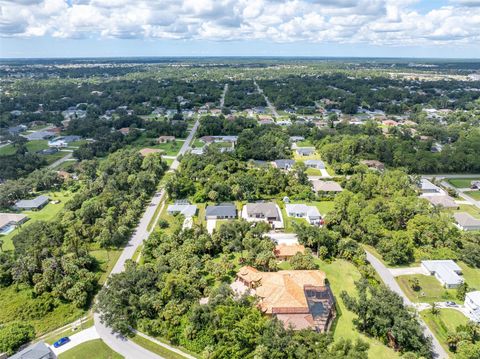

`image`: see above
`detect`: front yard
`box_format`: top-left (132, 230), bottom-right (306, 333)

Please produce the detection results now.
top-left (396, 274), bottom-right (457, 304)
top-left (447, 178), bottom-right (480, 189)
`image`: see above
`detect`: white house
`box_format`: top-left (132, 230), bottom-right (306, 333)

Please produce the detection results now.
top-left (465, 291), bottom-right (480, 323)
top-left (419, 179), bottom-right (444, 195)
top-left (242, 202), bottom-right (284, 229)
top-left (454, 212), bottom-right (480, 231)
top-left (421, 260), bottom-right (464, 288)
top-left (167, 201), bottom-right (197, 218)
top-left (285, 204), bottom-right (322, 225)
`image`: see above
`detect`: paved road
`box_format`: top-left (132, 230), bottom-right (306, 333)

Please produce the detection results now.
top-left (441, 180), bottom-right (480, 209)
top-left (170, 119), bottom-right (199, 171)
top-left (254, 79), bottom-right (279, 118)
top-left (220, 83), bottom-right (228, 108)
top-left (94, 120), bottom-right (200, 358)
top-left (365, 250), bottom-right (448, 359)
top-left (47, 151), bottom-right (76, 169)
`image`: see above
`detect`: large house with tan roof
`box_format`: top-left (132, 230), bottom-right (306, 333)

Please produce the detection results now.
top-left (235, 266), bottom-right (336, 332)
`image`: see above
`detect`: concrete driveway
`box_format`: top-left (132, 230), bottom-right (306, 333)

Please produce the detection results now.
top-left (51, 326), bottom-right (100, 355)
top-left (206, 219), bottom-right (216, 234)
top-left (389, 266), bottom-right (429, 277)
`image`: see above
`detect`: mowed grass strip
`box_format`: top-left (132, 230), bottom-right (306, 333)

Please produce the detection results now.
top-left (447, 178), bottom-right (480, 188)
top-left (129, 334), bottom-right (192, 359)
top-left (396, 275), bottom-right (457, 304)
top-left (58, 339), bottom-right (123, 359)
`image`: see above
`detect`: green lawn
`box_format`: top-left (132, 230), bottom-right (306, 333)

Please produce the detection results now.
top-left (130, 334), bottom-right (194, 359)
top-left (296, 139), bottom-right (314, 147)
top-left (1, 190), bottom-right (72, 251)
top-left (90, 248), bottom-right (123, 285)
top-left (305, 167), bottom-right (323, 176)
top-left (192, 139), bottom-right (204, 148)
top-left (150, 141), bottom-right (183, 156)
top-left (58, 339), bottom-right (123, 359)
top-left (396, 275), bottom-right (457, 304)
top-left (460, 261), bottom-right (480, 290)
top-left (447, 178), bottom-right (480, 188)
top-left (421, 309), bottom-right (469, 356)
top-left (0, 140), bottom-right (49, 156)
top-left (44, 317), bottom-right (94, 345)
top-left (464, 190), bottom-right (480, 201)
top-left (448, 204), bottom-right (480, 219)
top-left (315, 259), bottom-right (400, 358)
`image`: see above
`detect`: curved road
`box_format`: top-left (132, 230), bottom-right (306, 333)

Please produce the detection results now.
top-left (365, 250), bottom-right (448, 359)
top-left (94, 119), bottom-right (200, 358)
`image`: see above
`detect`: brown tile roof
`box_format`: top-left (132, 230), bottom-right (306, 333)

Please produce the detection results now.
top-left (237, 266), bottom-right (326, 314)
top-left (139, 148), bottom-right (162, 157)
top-left (275, 313), bottom-right (315, 330)
top-left (274, 244), bottom-right (305, 258)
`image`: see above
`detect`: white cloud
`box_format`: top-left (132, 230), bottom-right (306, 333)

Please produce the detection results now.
top-left (0, 0), bottom-right (478, 48)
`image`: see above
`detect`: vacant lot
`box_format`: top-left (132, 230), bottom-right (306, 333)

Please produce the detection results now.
top-left (421, 309), bottom-right (469, 356)
top-left (447, 178), bottom-right (480, 188)
top-left (397, 274), bottom-right (457, 304)
top-left (464, 190), bottom-right (480, 201)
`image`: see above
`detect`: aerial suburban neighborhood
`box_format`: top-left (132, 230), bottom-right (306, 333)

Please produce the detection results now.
top-left (1, 1), bottom-right (480, 359)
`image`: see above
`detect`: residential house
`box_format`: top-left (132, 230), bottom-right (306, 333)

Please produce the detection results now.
top-left (423, 195), bottom-right (459, 209)
top-left (157, 136), bottom-right (175, 143)
top-left (7, 125), bottom-right (27, 136)
top-left (273, 159), bottom-right (295, 171)
top-left (234, 266), bottom-right (336, 332)
top-left (419, 179), bottom-right (443, 195)
top-left (289, 136), bottom-right (305, 142)
top-left (118, 127), bottom-right (131, 135)
top-left (454, 212), bottom-right (480, 231)
top-left (465, 291), bottom-right (480, 322)
top-left (274, 244), bottom-right (305, 261)
top-left (167, 201), bottom-right (197, 218)
top-left (205, 203), bottom-right (237, 220)
top-left (470, 181), bottom-right (480, 190)
top-left (47, 135), bottom-right (81, 148)
top-left (191, 148), bottom-right (204, 155)
top-left (9, 341), bottom-right (56, 359)
top-left (23, 131), bottom-right (55, 141)
top-left (242, 202), bottom-right (283, 228)
top-left (139, 148), bottom-right (162, 157)
top-left (304, 160), bottom-right (325, 170)
top-left (311, 180), bottom-right (343, 193)
top-left (200, 136), bottom-right (215, 144)
top-left (285, 204), bottom-right (322, 225)
top-left (382, 119), bottom-right (399, 127)
top-left (14, 195), bottom-right (49, 211)
top-left (0, 213), bottom-right (28, 235)
top-left (360, 160), bottom-right (385, 171)
top-left (296, 147), bottom-right (315, 156)
top-left (421, 260), bottom-right (464, 288)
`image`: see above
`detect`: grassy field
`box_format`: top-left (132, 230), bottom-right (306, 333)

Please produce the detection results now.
top-left (1, 190), bottom-right (72, 251)
top-left (0, 140), bottom-right (50, 156)
top-left (315, 259), bottom-right (400, 358)
top-left (421, 309), bottom-right (469, 356)
top-left (90, 248), bottom-right (123, 285)
top-left (58, 339), bottom-right (123, 359)
top-left (296, 139), bottom-right (314, 147)
top-left (44, 317), bottom-right (94, 345)
top-left (464, 190), bottom-right (480, 201)
top-left (305, 167), bottom-right (323, 176)
top-left (447, 178), bottom-right (480, 188)
top-left (460, 262), bottom-right (480, 289)
top-left (397, 275), bottom-right (457, 304)
top-left (130, 334), bottom-right (195, 359)
top-left (446, 204), bottom-right (480, 219)
top-left (191, 139), bottom-right (204, 148)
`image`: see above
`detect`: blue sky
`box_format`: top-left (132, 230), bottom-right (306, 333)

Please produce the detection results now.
top-left (0, 0), bottom-right (479, 58)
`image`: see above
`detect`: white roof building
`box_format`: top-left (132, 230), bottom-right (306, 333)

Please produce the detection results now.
top-left (465, 291), bottom-right (480, 323)
top-left (419, 179), bottom-right (444, 195)
top-left (421, 260), bottom-right (464, 288)
top-left (454, 212), bottom-right (480, 231)
top-left (285, 204), bottom-right (322, 225)
top-left (167, 202), bottom-right (197, 218)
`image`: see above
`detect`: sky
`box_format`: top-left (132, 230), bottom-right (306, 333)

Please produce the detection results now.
top-left (0, 0), bottom-right (479, 58)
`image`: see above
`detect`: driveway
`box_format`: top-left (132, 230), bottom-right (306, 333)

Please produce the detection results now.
top-left (51, 326), bottom-right (99, 355)
top-left (266, 232), bottom-right (298, 245)
top-left (365, 250), bottom-right (448, 359)
top-left (206, 219), bottom-right (216, 234)
top-left (389, 266), bottom-right (429, 277)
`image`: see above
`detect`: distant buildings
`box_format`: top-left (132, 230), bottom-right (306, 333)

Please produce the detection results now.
top-left (24, 131), bottom-right (55, 141)
top-left (48, 136), bottom-right (81, 148)
top-left (304, 160), bottom-right (325, 170)
top-left (272, 159), bottom-right (295, 171)
top-left (421, 260), bottom-right (464, 288)
top-left (296, 147), bottom-right (315, 156)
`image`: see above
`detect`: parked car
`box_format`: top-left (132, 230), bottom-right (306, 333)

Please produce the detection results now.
top-left (445, 301), bottom-right (457, 307)
top-left (53, 337), bottom-right (70, 348)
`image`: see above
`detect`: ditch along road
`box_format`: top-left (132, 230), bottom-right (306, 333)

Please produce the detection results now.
top-left (92, 121), bottom-right (200, 359)
top-left (365, 250), bottom-right (448, 359)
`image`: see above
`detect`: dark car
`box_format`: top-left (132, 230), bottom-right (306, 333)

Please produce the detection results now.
top-left (53, 337), bottom-right (70, 348)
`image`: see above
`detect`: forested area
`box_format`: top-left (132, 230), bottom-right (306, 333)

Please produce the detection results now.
top-left (0, 150), bottom-right (166, 354)
top-left (166, 148), bottom-right (312, 202)
top-left (97, 220), bottom-right (371, 359)
top-left (258, 74), bottom-right (480, 114)
top-left (223, 80), bottom-right (266, 109)
top-left (196, 115), bottom-right (257, 137)
top-left (325, 169), bottom-right (480, 266)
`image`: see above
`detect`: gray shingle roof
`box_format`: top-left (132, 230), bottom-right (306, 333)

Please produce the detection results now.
top-left (9, 341), bottom-right (53, 359)
top-left (205, 203), bottom-right (237, 218)
top-left (245, 202), bottom-right (279, 219)
top-left (14, 195), bottom-right (49, 209)
top-left (274, 159), bottom-right (295, 170)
